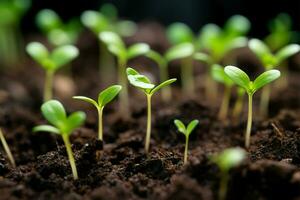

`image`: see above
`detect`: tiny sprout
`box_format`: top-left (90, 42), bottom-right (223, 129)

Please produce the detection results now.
top-left (0, 128), bottom-right (16, 168)
top-left (211, 148), bottom-right (246, 200)
top-left (174, 119), bottom-right (199, 164)
top-left (26, 42), bottom-right (79, 101)
top-left (73, 85), bottom-right (122, 141)
top-left (33, 100), bottom-right (86, 180)
top-left (224, 66), bottom-right (281, 148)
top-left (127, 67), bottom-right (176, 153)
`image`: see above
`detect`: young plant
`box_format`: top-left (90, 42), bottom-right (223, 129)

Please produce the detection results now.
top-left (26, 42), bottom-right (79, 101)
top-left (249, 39), bottom-right (300, 117)
top-left (33, 100), bottom-right (86, 180)
top-left (211, 64), bottom-right (234, 120)
top-left (73, 85), bottom-right (122, 141)
top-left (211, 148), bottom-right (246, 200)
top-left (224, 66), bottom-right (280, 148)
top-left (0, 128), bottom-right (16, 168)
top-left (126, 67), bottom-right (176, 153)
top-left (174, 119), bottom-right (199, 164)
top-left (99, 32), bottom-right (150, 117)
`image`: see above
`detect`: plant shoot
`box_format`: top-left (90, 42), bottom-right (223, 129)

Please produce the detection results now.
top-left (0, 128), bottom-right (16, 168)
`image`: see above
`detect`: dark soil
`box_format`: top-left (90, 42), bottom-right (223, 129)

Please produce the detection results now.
top-left (1, 23), bottom-right (300, 200)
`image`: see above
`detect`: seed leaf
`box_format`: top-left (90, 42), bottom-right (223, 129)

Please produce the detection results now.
top-left (81, 11), bottom-right (109, 34)
top-left (174, 119), bottom-right (186, 134)
top-left (73, 96), bottom-right (98, 109)
top-left (128, 75), bottom-right (155, 91)
top-left (41, 100), bottom-right (67, 128)
top-left (51, 45), bottom-right (79, 69)
top-left (127, 43), bottom-right (150, 60)
top-left (26, 42), bottom-right (49, 66)
top-left (98, 85), bottom-right (122, 107)
top-left (36, 9), bottom-right (61, 32)
top-left (211, 64), bottom-right (233, 86)
top-left (165, 43), bottom-right (194, 62)
top-left (224, 66), bottom-right (251, 91)
top-left (99, 31), bottom-right (124, 49)
top-left (253, 70), bottom-right (281, 92)
top-left (150, 78), bottom-right (177, 95)
top-left (33, 125), bottom-right (60, 134)
top-left (225, 15), bottom-right (250, 35)
top-left (65, 111), bottom-right (86, 135)
top-left (187, 120), bottom-right (199, 135)
top-left (197, 24), bottom-right (221, 49)
top-left (249, 39), bottom-right (271, 58)
top-left (166, 23), bottom-right (194, 45)
top-left (276, 44), bottom-right (300, 64)
top-left (115, 20), bottom-right (137, 37)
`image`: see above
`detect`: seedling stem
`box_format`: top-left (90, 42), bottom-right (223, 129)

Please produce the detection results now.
top-left (62, 134), bottom-right (78, 180)
top-left (218, 86), bottom-right (231, 120)
top-left (44, 70), bottom-right (54, 101)
top-left (0, 129), bottom-right (16, 168)
top-left (145, 94), bottom-right (152, 153)
top-left (245, 94), bottom-right (253, 148)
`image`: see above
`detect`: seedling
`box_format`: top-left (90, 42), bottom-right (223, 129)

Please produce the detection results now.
top-left (33, 100), bottom-right (86, 180)
top-left (224, 66), bottom-right (280, 148)
top-left (249, 39), bottom-right (300, 117)
top-left (127, 67), bottom-right (176, 153)
top-left (73, 85), bottom-right (122, 141)
top-left (26, 42), bottom-right (79, 101)
top-left (174, 119), bottom-right (199, 164)
top-left (0, 128), bottom-right (16, 168)
top-left (211, 64), bottom-right (234, 120)
top-left (36, 9), bottom-right (82, 46)
top-left (211, 148), bottom-right (246, 200)
top-left (100, 32), bottom-right (150, 117)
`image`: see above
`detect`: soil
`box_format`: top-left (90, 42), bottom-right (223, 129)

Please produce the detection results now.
top-left (1, 22), bottom-right (300, 200)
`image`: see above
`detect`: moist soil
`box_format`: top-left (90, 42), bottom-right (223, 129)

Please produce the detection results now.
top-left (1, 23), bottom-right (300, 200)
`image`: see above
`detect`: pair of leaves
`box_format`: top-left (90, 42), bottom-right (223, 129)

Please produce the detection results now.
top-left (211, 64), bottom-right (233, 86)
top-left (224, 65), bottom-right (281, 95)
top-left (26, 42), bottom-right (79, 71)
top-left (174, 119), bottom-right (199, 137)
top-left (33, 100), bottom-right (86, 136)
top-left (127, 67), bottom-right (176, 96)
top-left (73, 85), bottom-right (122, 110)
top-left (249, 38), bottom-right (300, 68)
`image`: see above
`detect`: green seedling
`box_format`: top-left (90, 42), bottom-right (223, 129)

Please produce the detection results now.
top-left (211, 148), bottom-right (246, 200)
top-left (127, 67), bottom-right (176, 153)
top-left (211, 64), bottom-right (234, 120)
top-left (0, 0), bottom-right (31, 67)
top-left (100, 32), bottom-right (150, 117)
top-left (174, 119), bottom-right (199, 164)
top-left (249, 39), bottom-right (300, 117)
top-left (0, 128), bottom-right (16, 168)
top-left (73, 85), bottom-right (122, 141)
top-left (33, 100), bottom-right (86, 180)
top-left (26, 42), bottom-right (79, 101)
top-left (224, 66), bottom-right (280, 148)
top-left (36, 9), bottom-right (82, 46)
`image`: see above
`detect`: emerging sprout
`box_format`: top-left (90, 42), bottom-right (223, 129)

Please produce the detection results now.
top-left (73, 85), bottom-right (122, 141)
top-left (224, 66), bottom-right (280, 148)
top-left (249, 39), bottom-right (300, 117)
top-left (100, 32), bottom-right (150, 117)
top-left (211, 148), bottom-right (246, 200)
top-left (26, 42), bottom-right (79, 101)
top-left (0, 128), bottom-right (16, 168)
top-left (33, 100), bottom-right (86, 180)
top-left (127, 67), bottom-right (176, 153)
top-left (211, 64), bottom-right (234, 120)
top-left (174, 119), bottom-right (199, 164)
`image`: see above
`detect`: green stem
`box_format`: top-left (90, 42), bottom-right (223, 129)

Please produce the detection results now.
top-left (98, 107), bottom-right (104, 141)
top-left (259, 84), bottom-right (270, 119)
top-left (219, 172), bottom-right (229, 200)
top-left (99, 41), bottom-right (115, 86)
top-left (245, 94), bottom-right (253, 148)
top-left (232, 91), bottom-right (244, 119)
top-left (0, 128), bottom-right (16, 168)
top-left (62, 135), bottom-right (78, 180)
top-left (218, 86), bottom-right (231, 120)
top-left (181, 57), bottom-right (194, 97)
top-left (160, 63), bottom-right (171, 102)
top-left (44, 70), bottom-right (54, 102)
top-left (184, 135), bottom-right (189, 164)
top-left (118, 58), bottom-right (130, 118)
top-left (145, 94), bottom-right (152, 153)
top-left (205, 66), bottom-right (218, 103)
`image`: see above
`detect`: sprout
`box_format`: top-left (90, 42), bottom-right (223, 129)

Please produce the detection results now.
top-left (211, 148), bottom-right (246, 200)
top-left (33, 100), bottom-right (86, 180)
top-left (73, 85), bottom-right (122, 141)
top-left (249, 39), bottom-right (300, 117)
top-left (211, 64), bottom-right (234, 120)
top-left (224, 66), bottom-right (280, 148)
top-left (36, 9), bottom-right (82, 46)
top-left (127, 67), bottom-right (176, 153)
top-left (26, 42), bottom-right (79, 101)
top-left (0, 128), bottom-right (16, 168)
top-left (174, 119), bottom-right (199, 164)
top-left (99, 32), bottom-right (150, 117)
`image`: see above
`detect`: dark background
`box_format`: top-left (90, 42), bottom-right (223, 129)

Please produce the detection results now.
top-left (22, 0), bottom-right (300, 37)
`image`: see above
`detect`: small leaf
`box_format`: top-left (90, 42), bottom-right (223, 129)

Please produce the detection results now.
top-left (98, 85), bottom-right (122, 107)
top-left (225, 15), bottom-right (250, 36)
top-left (33, 125), bottom-right (60, 134)
top-left (166, 23), bottom-right (194, 45)
top-left (249, 39), bottom-right (275, 67)
top-left (100, 3), bottom-right (118, 21)
top-left (26, 42), bottom-right (49, 66)
top-left (276, 44), bottom-right (300, 63)
top-left (211, 64), bottom-right (233, 86)
top-left (253, 70), bottom-right (281, 92)
top-left (107, 44), bottom-right (126, 59)
top-left (126, 67), bottom-right (139, 76)
top-left (224, 66), bottom-right (251, 92)
top-left (81, 11), bottom-right (109, 34)
top-left (174, 119), bottom-right (186, 134)
top-left (116, 20), bottom-right (137, 37)
top-left (187, 120), bottom-right (199, 135)
top-left (165, 43), bottom-right (194, 62)
top-left (51, 45), bottom-right (79, 69)
top-left (128, 75), bottom-right (155, 91)
top-left (193, 52), bottom-right (211, 64)
top-left (65, 111), bottom-right (86, 135)
top-left (146, 50), bottom-right (166, 68)
top-left (150, 78), bottom-right (176, 95)
top-left (127, 43), bottom-right (150, 60)
top-left (73, 96), bottom-right (99, 109)
top-left (36, 9), bottom-right (61, 33)
top-left (197, 24), bottom-right (221, 49)
top-left (99, 31), bottom-right (124, 49)
top-left (41, 100), bottom-right (67, 128)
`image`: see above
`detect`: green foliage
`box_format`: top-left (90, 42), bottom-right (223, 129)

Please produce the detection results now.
top-left (174, 119), bottom-right (199, 137)
top-left (0, 0), bottom-right (31, 26)
top-left (165, 43), bottom-right (195, 62)
top-left (211, 64), bottom-right (233, 86)
top-left (166, 23), bottom-right (194, 45)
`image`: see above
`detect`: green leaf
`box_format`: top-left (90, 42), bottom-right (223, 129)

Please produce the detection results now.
top-left (225, 15), bottom-right (250, 36)
top-left (81, 11), bottom-right (109, 34)
top-left (187, 120), bottom-right (199, 135)
top-left (150, 78), bottom-right (177, 95)
top-left (33, 125), bottom-right (60, 134)
top-left (146, 50), bottom-right (166, 68)
top-left (193, 52), bottom-right (212, 64)
top-left (252, 70), bottom-right (281, 92)
top-left (36, 9), bottom-right (61, 33)
top-left (51, 45), bottom-right (79, 69)
top-left (127, 43), bottom-right (150, 60)
top-left (26, 42), bottom-right (49, 66)
top-left (174, 119), bottom-right (186, 134)
top-left (65, 111), bottom-right (86, 135)
top-left (249, 39), bottom-right (276, 67)
top-left (276, 44), bottom-right (300, 63)
top-left (100, 3), bottom-right (118, 21)
top-left (41, 100), bottom-right (67, 128)
top-left (166, 22), bottom-right (194, 45)
top-left (73, 96), bottom-right (99, 109)
top-left (211, 64), bottom-right (233, 86)
top-left (165, 43), bottom-right (194, 62)
top-left (99, 31), bottom-right (124, 48)
top-left (224, 66), bottom-right (251, 92)
top-left (98, 85), bottom-right (122, 107)
top-left (197, 24), bottom-right (221, 50)
top-left (115, 20), bottom-right (137, 37)
top-left (126, 68), bottom-right (155, 92)
top-left (126, 67), bottom-right (139, 76)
